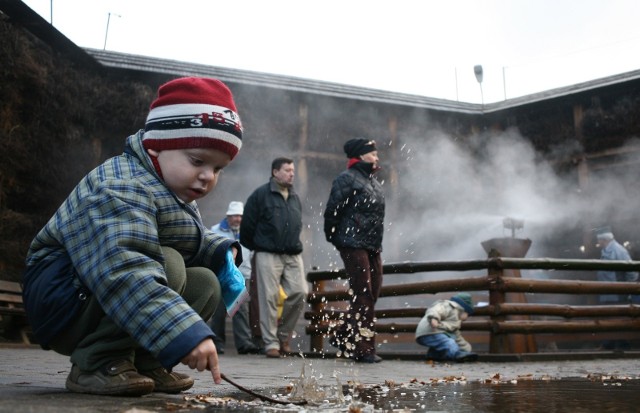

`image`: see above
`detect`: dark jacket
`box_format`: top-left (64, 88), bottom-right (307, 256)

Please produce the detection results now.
top-left (240, 178), bottom-right (303, 254)
top-left (323, 161), bottom-right (385, 251)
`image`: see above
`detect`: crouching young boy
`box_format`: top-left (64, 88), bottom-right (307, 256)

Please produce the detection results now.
top-left (22, 77), bottom-right (247, 396)
top-left (415, 292), bottom-right (478, 362)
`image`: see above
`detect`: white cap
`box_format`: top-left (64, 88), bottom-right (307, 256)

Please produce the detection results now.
top-left (596, 226), bottom-right (614, 240)
top-left (226, 201), bottom-right (244, 216)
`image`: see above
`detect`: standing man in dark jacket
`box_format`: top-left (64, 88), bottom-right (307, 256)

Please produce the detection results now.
top-left (240, 157), bottom-right (308, 358)
top-left (324, 138), bottom-right (385, 363)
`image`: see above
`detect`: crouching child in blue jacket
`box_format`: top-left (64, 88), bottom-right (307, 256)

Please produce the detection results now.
top-left (415, 293), bottom-right (478, 362)
top-left (22, 77), bottom-right (248, 396)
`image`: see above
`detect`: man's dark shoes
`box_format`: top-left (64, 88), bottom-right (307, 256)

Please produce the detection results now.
top-left (139, 367), bottom-right (194, 393)
top-left (65, 360), bottom-right (155, 396)
top-left (354, 354), bottom-right (382, 363)
top-left (237, 346), bottom-right (262, 355)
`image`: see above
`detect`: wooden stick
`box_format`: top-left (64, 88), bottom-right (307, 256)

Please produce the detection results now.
top-left (220, 373), bottom-right (307, 406)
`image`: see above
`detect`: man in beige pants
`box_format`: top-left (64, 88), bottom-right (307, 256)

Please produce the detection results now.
top-left (240, 157), bottom-right (308, 358)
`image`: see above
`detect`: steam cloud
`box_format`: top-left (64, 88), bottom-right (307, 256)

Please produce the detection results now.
top-left (200, 127), bottom-right (640, 273)
top-left (385, 128), bottom-right (640, 262)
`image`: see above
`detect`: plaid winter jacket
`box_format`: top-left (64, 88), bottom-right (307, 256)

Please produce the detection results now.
top-left (23, 131), bottom-right (236, 368)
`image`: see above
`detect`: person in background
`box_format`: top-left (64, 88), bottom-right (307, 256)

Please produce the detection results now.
top-left (415, 293), bottom-right (478, 363)
top-left (209, 201), bottom-right (262, 355)
top-left (595, 226), bottom-right (638, 350)
top-left (324, 138), bottom-right (385, 363)
top-left (240, 157), bottom-right (308, 359)
top-left (22, 77), bottom-right (247, 396)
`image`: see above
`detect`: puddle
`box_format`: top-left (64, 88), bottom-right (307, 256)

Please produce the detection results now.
top-left (156, 363), bottom-right (640, 412)
top-left (355, 377), bottom-right (640, 412)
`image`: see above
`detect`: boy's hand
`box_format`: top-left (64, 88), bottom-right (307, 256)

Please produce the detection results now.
top-left (180, 338), bottom-right (221, 384)
top-left (430, 318), bottom-right (439, 328)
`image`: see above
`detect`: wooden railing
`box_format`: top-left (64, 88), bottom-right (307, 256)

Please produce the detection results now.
top-left (304, 257), bottom-right (640, 354)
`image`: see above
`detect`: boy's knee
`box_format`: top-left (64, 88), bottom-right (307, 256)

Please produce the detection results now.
top-left (162, 247), bottom-right (187, 292)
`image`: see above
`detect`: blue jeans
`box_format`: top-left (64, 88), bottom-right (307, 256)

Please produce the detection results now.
top-left (416, 333), bottom-right (460, 359)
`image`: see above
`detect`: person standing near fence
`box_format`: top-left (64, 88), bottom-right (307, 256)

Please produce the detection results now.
top-left (596, 226), bottom-right (638, 350)
top-left (596, 226), bottom-right (638, 304)
top-left (324, 138), bottom-right (385, 363)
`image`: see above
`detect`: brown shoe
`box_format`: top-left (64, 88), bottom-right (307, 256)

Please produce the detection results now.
top-left (279, 340), bottom-right (293, 355)
top-left (65, 360), bottom-right (155, 396)
top-left (139, 367), bottom-right (194, 393)
top-left (265, 348), bottom-right (281, 358)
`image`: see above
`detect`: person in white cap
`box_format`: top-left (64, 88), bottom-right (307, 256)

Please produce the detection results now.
top-left (595, 226), bottom-right (638, 350)
top-left (596, 226), bottom-right (638, 303)
top-left (209, 201), bottom-right (262, 355)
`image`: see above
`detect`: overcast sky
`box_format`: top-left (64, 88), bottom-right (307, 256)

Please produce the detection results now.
top-left (22, 0), bottom-right (640, 103)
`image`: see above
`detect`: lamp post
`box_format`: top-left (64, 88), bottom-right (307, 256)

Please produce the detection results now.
top-left (474, 64), bottom-right (484, 106)
top-left (103, 12), bottom-right (121, 50)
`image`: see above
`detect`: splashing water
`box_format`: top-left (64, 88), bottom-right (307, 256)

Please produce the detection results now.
top-left (283, 359), bottom-right (375, 412)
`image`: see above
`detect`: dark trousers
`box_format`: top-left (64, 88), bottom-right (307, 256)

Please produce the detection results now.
top-left (248, 254), bottom-right (262, 339)
top-left (210, 277), bottom-right (259, 352)
top-left (336, 248), bottom-right (383, 358)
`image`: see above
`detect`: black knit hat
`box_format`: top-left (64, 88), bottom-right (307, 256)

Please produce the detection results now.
top-left (344, 138), bottom-right (377, 158)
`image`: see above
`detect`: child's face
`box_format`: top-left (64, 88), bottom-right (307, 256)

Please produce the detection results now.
top-left (147, 147), bottom-right (231, 203)
top-left (460, 311), bottom-right (469, 321)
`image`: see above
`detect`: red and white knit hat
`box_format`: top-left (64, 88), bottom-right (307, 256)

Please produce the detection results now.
top-left (143, 77), bottom-right (243, 159)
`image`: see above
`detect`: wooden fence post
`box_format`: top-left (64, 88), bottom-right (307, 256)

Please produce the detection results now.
top-left (487, 250), bottom-right (509, 353)
top-left (309, 280), bottom-right (326, 352)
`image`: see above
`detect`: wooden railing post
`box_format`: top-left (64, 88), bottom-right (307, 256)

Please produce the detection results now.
top-left (487, 251), bottom-right (509, 353)
top-left (309, 279), bottom-right (326, 352)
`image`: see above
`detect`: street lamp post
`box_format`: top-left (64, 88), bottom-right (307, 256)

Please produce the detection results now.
top-left (474, 64), bottom-right (484, 107)
top-left (103, 12), bottom-right (121, 50)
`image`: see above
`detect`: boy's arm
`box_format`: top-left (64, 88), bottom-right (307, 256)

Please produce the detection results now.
top-left (452, 330), bottom-right (472, 352)
top-left (425, 301), bottom-right (445, 323)
top-left (180, 338), bottom-right (221, 384)
top-left (323, 174), bottom-right (352, 242)
top-left (426, 301), bottom-right (460, 332)
top-left (436, 319), bottom-right (461, 333)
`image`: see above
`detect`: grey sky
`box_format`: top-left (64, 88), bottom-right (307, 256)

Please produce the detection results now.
top-left (23, 0), bottom-right (640, 103)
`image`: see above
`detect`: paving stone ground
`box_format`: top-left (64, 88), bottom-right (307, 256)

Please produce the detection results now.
top-left (1, 344), bottom-right (639, 412)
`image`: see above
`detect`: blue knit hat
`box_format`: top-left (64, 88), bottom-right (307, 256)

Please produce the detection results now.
top-left (451, 293), bottom-right (474, 314)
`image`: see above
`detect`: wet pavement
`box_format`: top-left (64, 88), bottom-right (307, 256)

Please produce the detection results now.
top-left (1, 344), bottom-right (640, 412)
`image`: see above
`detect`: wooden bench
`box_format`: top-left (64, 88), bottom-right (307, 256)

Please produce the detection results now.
top-left (0, 280), bottom-right (30, 344)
